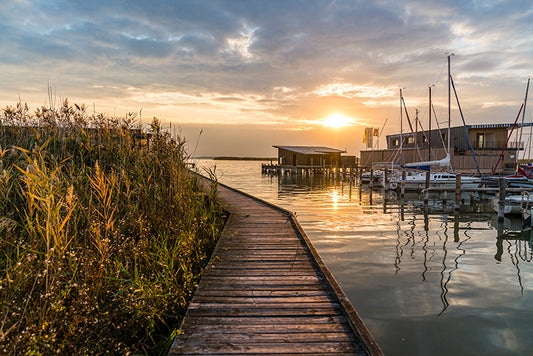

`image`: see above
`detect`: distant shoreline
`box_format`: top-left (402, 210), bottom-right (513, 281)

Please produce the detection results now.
top-left (212, 156), bottom-right (276, 161)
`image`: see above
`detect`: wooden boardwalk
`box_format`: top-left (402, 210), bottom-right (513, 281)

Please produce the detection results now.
top-left (169, 179), bottom-right (382, 355)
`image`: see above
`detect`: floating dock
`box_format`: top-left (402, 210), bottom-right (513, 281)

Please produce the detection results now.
top-left (169, 177), bottom-right (382, 355)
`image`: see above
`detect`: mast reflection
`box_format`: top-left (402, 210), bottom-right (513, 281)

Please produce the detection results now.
top-left (273, 174), bottom-right (532, 313)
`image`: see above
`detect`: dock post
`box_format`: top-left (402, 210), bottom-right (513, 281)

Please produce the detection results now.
top-left (369, 168), bottom-right (374, 190)
top-left (498, 178), bottom-right (506, 222)
top-left (424, 171), bottom-right (430, 207)
top-left (455, 174), bottom-right (461, 211)
top-left (442, 189), bottom-right (448, 212)
top-left (400, 170), bottom-right (406, 198)
top-left (383, 169), bottom-right (388, 189)
top-left (454, 212), bottom-right (460, 242)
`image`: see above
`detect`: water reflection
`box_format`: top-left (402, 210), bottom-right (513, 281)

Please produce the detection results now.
top-left (197, 160), bottom-right (533, 355)
top-left (274, 172), bottom-right (532, 296)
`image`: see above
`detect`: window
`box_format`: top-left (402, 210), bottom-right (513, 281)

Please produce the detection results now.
top-left (392, 139), bottom-right (399, 146)
top-left (422, 136), bottom-right (428, 143)
top-left (442, 133), bottom-right (447, 142)
top-left (477, 133), bottom-right (485, 148)
top-left (407, 136), bottom-right (414, 144)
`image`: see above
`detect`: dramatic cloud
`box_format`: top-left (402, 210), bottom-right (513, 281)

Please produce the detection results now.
top-left (1, 0), bottom-right (532, 155)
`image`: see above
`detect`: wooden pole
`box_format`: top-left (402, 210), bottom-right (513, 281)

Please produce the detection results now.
top-left (400, 170), bottom-right (406, 198)
top-left (455, 174), bottom-right (461, 211)
top-left (369, 168), bottom-right (374, 189)
top-left (383, 169), bottom-right (388, 189)
top-left (498, 178), bottom-right (506, 222)
top-left (424, 171), bottom-right (430, 206)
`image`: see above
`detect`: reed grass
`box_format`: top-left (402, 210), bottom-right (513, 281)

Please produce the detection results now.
top-left (0, 100), bottom-right (225, 354)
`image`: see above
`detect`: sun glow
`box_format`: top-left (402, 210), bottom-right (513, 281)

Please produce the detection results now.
top-left (320, 114), bottom-right (354, 128)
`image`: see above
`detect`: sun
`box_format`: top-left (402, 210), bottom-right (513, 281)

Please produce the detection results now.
top-left (320, 114), bottom-right (354, 128)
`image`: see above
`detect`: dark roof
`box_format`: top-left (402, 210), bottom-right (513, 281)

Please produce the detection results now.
top-left (388, 122), bottom-right (533, 138)
top-left (468, 123), bottom-right (533, 129)
top-left (273, 146), bottom-right (346, 155)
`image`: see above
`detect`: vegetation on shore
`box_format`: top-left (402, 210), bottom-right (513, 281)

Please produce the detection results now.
top-left (0, 100), bottom-right (225, 354)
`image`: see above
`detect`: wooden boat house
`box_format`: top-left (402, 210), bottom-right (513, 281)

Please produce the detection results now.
top-left (360, 123), bottom-right (532, 174)
top-left (263, 145), bottom-right (357, 175)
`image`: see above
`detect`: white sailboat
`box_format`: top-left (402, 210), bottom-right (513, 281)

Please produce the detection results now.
top-left (387, 55), bottom-right (482, 191)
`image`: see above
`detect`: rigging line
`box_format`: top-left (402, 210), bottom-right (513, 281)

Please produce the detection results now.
top-left (524, 127), bottom-right (533, 160)
top-left (434, 57), bottom-right (448, 88)
top-left (401, 95), bottom-right (415, 133)
top-left (492, 103), bottom-right (524, 174)
top-left (400, 94), bottom-right (425, 162)
top-left (415, 117), bottom-right (431, 149)
top-left (517, 78), bottom-right (530, 161)
top-left (450, 75), bottom-right (481, 175)
top-left (432, 104), bottom-right (448, 154)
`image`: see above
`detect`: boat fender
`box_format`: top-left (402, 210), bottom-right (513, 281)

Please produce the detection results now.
top-left (390, 182), bottom-right (398, 190)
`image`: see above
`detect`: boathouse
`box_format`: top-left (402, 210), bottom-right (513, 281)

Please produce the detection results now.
top-left (360, 123), bottom-right (532, 174)
top-left (274, 146), bottom-right (345, 167)
top-left (263, 146), bottom-right (357, 175)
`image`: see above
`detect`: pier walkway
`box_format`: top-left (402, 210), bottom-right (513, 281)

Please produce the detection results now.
top-left (169, 178), bottom-right (382, 355)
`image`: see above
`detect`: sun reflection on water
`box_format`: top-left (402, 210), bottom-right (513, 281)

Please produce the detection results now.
top-left (331, 189), bottom-right (339, 210)
top-left (195, 159), bottom-right (533, 356)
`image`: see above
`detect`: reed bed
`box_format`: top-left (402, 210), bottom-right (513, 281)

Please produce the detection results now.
top-left (0, 100), bottom-right (225, 354)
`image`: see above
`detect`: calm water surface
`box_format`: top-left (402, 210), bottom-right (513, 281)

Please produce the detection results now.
top-left (196, 159), bottom-right (533, 356)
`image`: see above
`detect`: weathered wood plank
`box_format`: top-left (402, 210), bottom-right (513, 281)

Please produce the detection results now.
top-left (169, 341), bottom-right (363, 355)
top-left (193, 295), bottom-right (337, 303)
top-left (196, 289), bottom-right (332, 297)
top-left (186, 307), bottom-right (343, 317)
top-left (183, 315), bottom-right (350, 326)
top-left (201, 275), bottom-right (323, 282)
top-left (176, 331), bottom-right (356, 343)
top-left (181, 322), bottom-right (351, 333)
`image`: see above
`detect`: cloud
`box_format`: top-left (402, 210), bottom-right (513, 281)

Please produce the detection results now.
top-left (1, 0), bottom-right (533, 155)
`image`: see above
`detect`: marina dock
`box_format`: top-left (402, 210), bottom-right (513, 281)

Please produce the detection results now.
top-left (169, 177), bottom-right (382, 355)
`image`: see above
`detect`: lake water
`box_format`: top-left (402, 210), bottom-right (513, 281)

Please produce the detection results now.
top-left (195, 159), bottom-right (533, 356)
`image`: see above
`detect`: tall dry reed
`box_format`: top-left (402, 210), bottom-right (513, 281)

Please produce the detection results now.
top-left (0, 99), bottom-right (224, 355)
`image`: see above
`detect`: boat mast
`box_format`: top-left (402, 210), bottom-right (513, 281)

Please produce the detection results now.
top-left (516, 78), bottom-right (530, 163)
top-left (428, 85), bottom-right (432, 161)
top-left (400, 88), bottom-right (403, 165)
top-left (415, 109), bottom-right (419, 156)
top-left (447, 54), bottom-right (453, 158)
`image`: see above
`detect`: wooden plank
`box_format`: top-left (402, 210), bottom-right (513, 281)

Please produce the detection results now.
top-left (169, 341), bottom-right (363, 355)
top-left (193, 296), bottom-right (336, 303)
top-left (181, 322), bottom-right (351, 333)
top-left (188, 301), bottom-right (341, 309)
top-left (196, 290), bottom-right (332, 297)
top-left (183, 315), bottom-right (350, 326)
top-left (191, 285), bottom-right (327, 292)
top-left (176, 331), bottom-right (356, 343)
top-left (201, 276), bottom-right (323, 282)
top-left (186, 307), bottom-right (343, 317)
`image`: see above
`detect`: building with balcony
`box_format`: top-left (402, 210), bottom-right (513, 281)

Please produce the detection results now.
top-left (360, 123), bottom-right (533, 174)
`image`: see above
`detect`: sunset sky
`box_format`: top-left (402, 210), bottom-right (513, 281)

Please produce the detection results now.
top-left (1, 0), bottom-right (532, 156)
